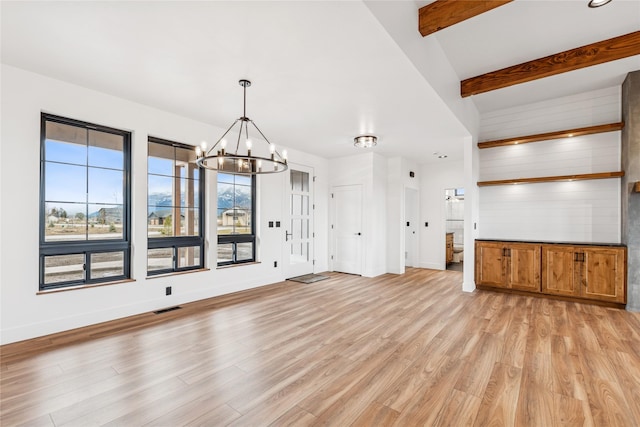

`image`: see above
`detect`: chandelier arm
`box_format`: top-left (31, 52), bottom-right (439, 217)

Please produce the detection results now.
top-left (250, 120), bottom-right (282, 159)
top-left (235, 119), bottom-right (244, 155)
top-left (209, 119), bottom-right (241, 155)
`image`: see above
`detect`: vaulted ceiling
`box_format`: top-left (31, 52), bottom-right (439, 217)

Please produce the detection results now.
top-left (2, 1), bottom-right (639, 164)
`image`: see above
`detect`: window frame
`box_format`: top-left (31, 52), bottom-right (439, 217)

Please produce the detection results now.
top-left (217, 173), bottom-right (256, 266)
top-left (39, 113), bottom-right (132, 290)
top-left (147, 137), bottom-right (205, 276)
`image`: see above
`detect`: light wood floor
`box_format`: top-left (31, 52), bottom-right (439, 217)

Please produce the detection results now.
top-left (2, 268), bottom-right (640, 426)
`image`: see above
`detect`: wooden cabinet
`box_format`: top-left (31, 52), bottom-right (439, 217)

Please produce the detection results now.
top-left (446, 233), bottom-right (454, 264)
top-left (583, 247), bottom-right (626, 303)
top-left (475, 241), bottom-right (541, 291)
top-left (541, 245), bottom-right (626, 303)
top-left (541, 245), bottom-right (580, 297)
top-left (477, 240), bottom-right (627, 306)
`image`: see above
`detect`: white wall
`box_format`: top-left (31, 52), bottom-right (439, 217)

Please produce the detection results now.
top-left (480, 87), bottom-right (621, 140)
top-left (478, 86), bottom-right (622, 244)
top-left (0, 65), bottom-right (328, 344)
top-left (386, 158), bottom-right (403, 274)
top-left (419, 160), bottom-right (464, 270)
top-left (363, 0), bottom-right (480, 135)
top-left (329, 152), bottom-right (387, 277)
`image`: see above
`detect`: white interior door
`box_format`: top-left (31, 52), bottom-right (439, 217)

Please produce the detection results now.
top-left (284, 165), bottom-right (314, 278)
top-left (331, 185), bottom-right (363, 275)
top-left (405, 188), bottom-right (418, 267)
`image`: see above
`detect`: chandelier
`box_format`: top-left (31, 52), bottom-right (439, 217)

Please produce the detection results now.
top-left (195, 79), bottom-right (288, 174)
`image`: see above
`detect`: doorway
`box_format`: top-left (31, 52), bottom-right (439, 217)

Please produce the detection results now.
top-left (445, 188), bottom-right (464, 272)
top-left (284, 165), bottom-right (314, 279)
top-left (405, 188), bottom-right (418, 268)
top-left (331, 184), bottom-right (363, 275)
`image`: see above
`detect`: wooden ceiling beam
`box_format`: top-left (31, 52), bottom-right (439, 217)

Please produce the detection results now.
top-left (462, 31), bottom-right (640, 97)
top-left (418, 0), bottom-right (512, 37)
top-left (478, 122), bottom-right (624, 149)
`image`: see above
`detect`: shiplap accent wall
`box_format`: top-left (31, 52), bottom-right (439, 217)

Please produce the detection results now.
top-left (478, 86), bottom-right (622, 243)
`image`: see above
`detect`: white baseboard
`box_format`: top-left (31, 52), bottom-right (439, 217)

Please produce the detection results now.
top-left (418, 262), bottom-right (442, 270)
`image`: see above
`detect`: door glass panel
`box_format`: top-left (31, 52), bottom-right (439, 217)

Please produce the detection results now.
top-left (291, 194), bottom-right (301, 215)
top-left (291, 170), bottom-right (302, 191)
top-left (291, 242), bottom-right (309, 263)
top-left (292, 219), bottom-right (301, 240)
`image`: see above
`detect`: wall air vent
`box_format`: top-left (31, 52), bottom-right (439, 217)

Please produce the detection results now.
top-left (153, 306), bottom-right (182, 314)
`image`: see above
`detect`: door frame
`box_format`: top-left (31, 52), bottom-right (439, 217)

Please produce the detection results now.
top-left (404, 187), bottom-right (419, 268)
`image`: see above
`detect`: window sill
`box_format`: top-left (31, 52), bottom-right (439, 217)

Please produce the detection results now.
top-left (37, 278), bottom-right (136, 295)
top-left (146, 268), bottom-right (210, 280)
top-left (217, 261), bottom-right (261, 270)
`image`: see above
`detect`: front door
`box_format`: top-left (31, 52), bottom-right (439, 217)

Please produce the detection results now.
top-left (284, 165), bottom-right (314, 278)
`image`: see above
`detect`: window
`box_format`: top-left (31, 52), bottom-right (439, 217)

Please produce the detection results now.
top-left (147, 138), bottom-right (204, 274)
top-left (40, 114), bottom-right (131, 290)
top-left (217, 173), bottom-right (255, 265)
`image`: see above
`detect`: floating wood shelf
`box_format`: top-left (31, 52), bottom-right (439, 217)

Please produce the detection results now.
top-left (478, 122), bottom-right (624, 149)
top-left (634, 182), bottom-right (640, 193)
top-left (477, 171), bottom-right (624, 187)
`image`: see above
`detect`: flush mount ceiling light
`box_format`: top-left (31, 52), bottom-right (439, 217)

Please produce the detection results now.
top-left (354, 135), bottom-right (377, 148)
top-left (588, 0), bottom-right (613, 7)
top-left (195, 79), bottom-right (288, 175)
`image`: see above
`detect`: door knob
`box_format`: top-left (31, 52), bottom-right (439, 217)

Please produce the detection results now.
top-left (285, 230), bottom-right (293, 241)
top-left (356, 232), bottom-right (362, 236)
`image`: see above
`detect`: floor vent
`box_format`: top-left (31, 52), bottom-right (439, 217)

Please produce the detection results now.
top-left (154, 306), bottom-right (182, 314)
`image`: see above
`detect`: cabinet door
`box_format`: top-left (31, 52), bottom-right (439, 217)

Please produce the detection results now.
top-left (582, 247), bottom-right (626, 303)
top-left (446, 234), bottom-right (454, 264)
top-left (507, 243), bottom-right (541, 291)
top-left (475, 241), bottom-right (506, 287)
top-left (541, 245), bottom-right (581, 296)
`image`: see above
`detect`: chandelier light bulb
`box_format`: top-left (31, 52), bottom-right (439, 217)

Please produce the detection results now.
top-left (588, 0), bottom-right (613, 7)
